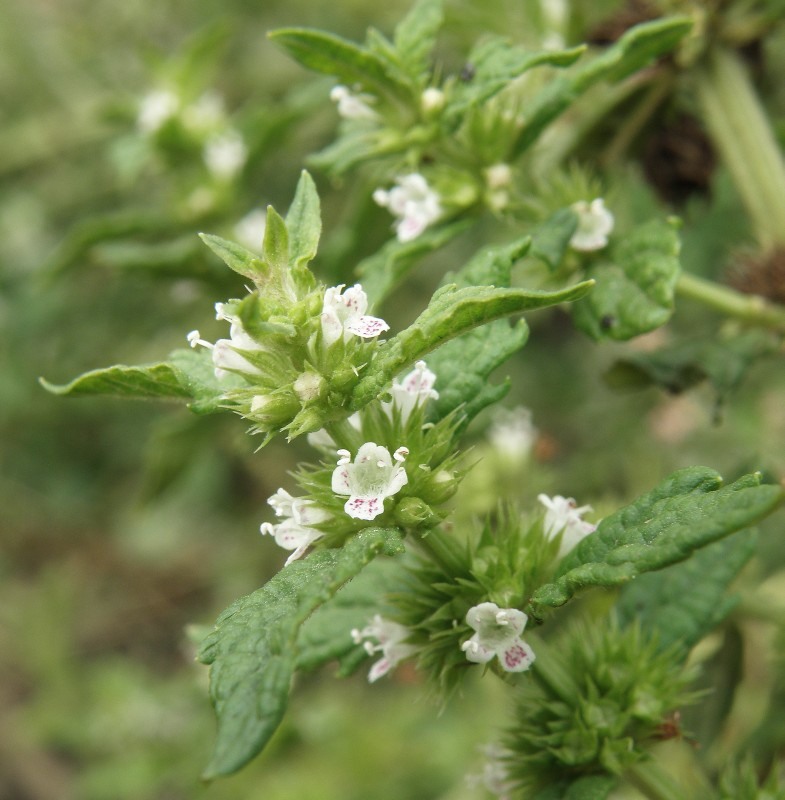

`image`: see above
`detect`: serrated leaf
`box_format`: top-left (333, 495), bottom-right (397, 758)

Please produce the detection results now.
top-left (169, 347), bottom-right (240, 414)
top-left (358, 221), bottom-right (472, 308)
top-left (512, 17), bottom-right (692, 156)
top-left (269, 28), bottom-right (406, 98)
top-left (616, 531), bottom-right (756, 656)
top-left (531, 468), bottom-right (783, 612)
top-left (285, 170), bottom-right (321, 269)
top-left (40, 362), bottom-right (192, 401)
top-left (197, 527), bottom-right (404, 779)
top-left (572, 219), bottom-right (681, 341)
top-left (447, 40), bottom-right (584, 122)
top-left (199, 233), bottom-right (269, 281)
top-left (351, 279), bottom-right (594, 409)
top-left (392, 0), bottom-right (443, 79)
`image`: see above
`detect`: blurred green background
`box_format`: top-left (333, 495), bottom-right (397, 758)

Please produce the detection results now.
top-left (3, 0), bottom-right (785, 797)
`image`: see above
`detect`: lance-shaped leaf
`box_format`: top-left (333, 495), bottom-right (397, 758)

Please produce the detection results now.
top-left (269, 28), bottom-right (407, 99)
top-left (572, 218), bottom-right (681, 341)
top-left (197, 527), bottom-right (404, 779)
top-left (616, 531), bottom-right (757, 656)
top-left (530, 467), bottom-right (783, 612)
top-left (40, 362), bottom-right (192, 401)
top-left (511, 17), bottom-right (692, 157)
top-left (285, 170), bottom-right (321, 270)
top-left (199, 233), bottom-right (269, 282)
top-left (392, 0), bottom-right (443, 79)
top-left (427, 235), bottom-right (532, 424)
top-left (351, 279), bottom-right (594, 410)
top-left (446, 40), bottom-right (584, 123)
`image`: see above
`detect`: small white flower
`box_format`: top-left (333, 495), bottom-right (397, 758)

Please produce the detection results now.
top-left (538, 493), bottom-right (596, 557)
top-left (488, 407), bottom-right (537, 465)
top-left (384, 361), bottom-right (439, 422)
top-left (321, 284), bottom-right (389, 346)
top-left (485, 163), bottom-right (512, 190)
top-left (234, 209), bottom-right (267, 253)
top-left (260, 488), bottom-right (331, 565)
top-left (461, 602), bottom-right (535, 672)
top-left (137, 89), bottom-right (179, 134)
top-left (182, 91), bottom-right (225, 133)
top-left (466, 743), bottom-right (516, 800)
top-left (570, 198), bottom-right (614, 251)
top-left (203, 129), bottom-right (247, 180)
top-left (351, 615), bottom-right (417, 682)
top-left (373, 174), bottom-right (442, 242)
top-left (331, 442), bottom-right (408, 520)
top-left (187, 311), bottom-right (266, 380)
top-left (330, 85), bottom-right (378, 121)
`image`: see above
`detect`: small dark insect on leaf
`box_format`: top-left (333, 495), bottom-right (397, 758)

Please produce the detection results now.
top-left (600, 314), bottom-right (616, 330)
top-left (459, 62), bottom-right (476, 82)
top-left (656, 711), bottom-right (682, 741)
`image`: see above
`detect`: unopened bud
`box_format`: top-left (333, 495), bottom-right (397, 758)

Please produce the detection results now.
top-left (294, 371), bottom-right (326, 403)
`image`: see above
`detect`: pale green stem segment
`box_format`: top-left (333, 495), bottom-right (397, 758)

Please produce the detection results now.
top-left (695, 46), bottom-right (785, 248)
top-left (625, 760), bottom-right (691, 800)
top-left (676, 271), bottom-right (785, 332)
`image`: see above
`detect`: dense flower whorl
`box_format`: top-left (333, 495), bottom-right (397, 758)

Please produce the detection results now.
top-left (351, 615), bottom-right (417, 682)
top-left (570, 198), bottom-right (614, 251)
top-left (538, 493), bottom-right (595, 558)
top-left (373, 174), bottom-right (442, 243)
top-left (260, 488), bottom-right (330, 565)
top-left (321, 284), bottom-right (389, 346)
top-left (462, 602), bottom-right (535, 673)
top-left (331, 442), bottom-right (409, 520)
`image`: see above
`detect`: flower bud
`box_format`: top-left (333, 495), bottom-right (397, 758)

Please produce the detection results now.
top-left (421, 87), bottom-right (446, 115)
top-left (294, 371), bottom-right (326, 404)
top-left (419, 469), bottom-right (459, 505)
top-left (393, 496), bottom-right (441, 528)
top-left (249, 391), bottom-right (299, 425)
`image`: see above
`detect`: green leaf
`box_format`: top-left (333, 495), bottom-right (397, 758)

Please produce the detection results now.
top-left (358, 221), bottom-right (472, 308)
top-left (309, 127), bottom-right (409, 177)
top-left (446, 40), bottom-right (585, 122)
top-left (616, 531), bottom-right (757, 656)
top-left (530, 208), bottom-right (579, 271)
top-left (351, 279), bottom-right (594, 410)
top-left (285, 170), bottom-right (322, 269)
top-left (533, 775), bottom-right (617, 800)
top-left (199, 233), bottom-right (268, 281)
top-left (197, 528), bottom-right (404, 779)
top-left (572, 219), bottom-right (681, 341)
top-left (392, 0), bottom-right (443, 79)
top-left (262, 206), bottom-right (289, 272)
top-left (40, 362), bottom-right (191, 401)
top-left (427, 235), bottom-right (533, 424)
top-left (531, 467), bottom-right (783, 612)
top-left (296, 554), bottom-right (407, 673)
top-left (269, 28), bottom-right (405, 98)
top-left (512, 17), bottom-right (692, 156)
top-left (168, 347), bottom-right (239, 414)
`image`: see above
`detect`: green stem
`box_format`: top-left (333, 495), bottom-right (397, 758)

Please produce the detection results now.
top-left (676, 272), bottom-right (785, 332)
top-left (323, 417), bottom-right (363, 452)
top-left (624, 760), bottom-right (690, 800)
top-left (694, 46), bottom-right (785, 248)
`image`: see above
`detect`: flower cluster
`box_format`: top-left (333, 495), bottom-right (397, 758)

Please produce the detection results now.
top-left (462, 602), bottom-right (536, 673)
top-left (373, 174), bottom-right (442, 242)
top-left (538, 494), bottom-right (596, 558)
top-left (351, 615), bottom-right (417, 682)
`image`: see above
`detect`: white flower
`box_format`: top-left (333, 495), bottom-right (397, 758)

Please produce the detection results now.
top-left (182, 91), bottom-right (225, 134)
top-left (234, 209), bottom-right (267, 253)
top-left (137, 89), bottom-right (179, 134)
top-left (203, 130), bottom-right (247, 180)
top-left (331, 442), bottom-right (409, 520)
top-left (321, 284), bottom-right (389, 346)
top-left (570, 198), bottom-right (614, 251)
top-left (351, 615), bottom-right (417, 682)
top-left (373, 174), bottom-right (442, 242)
top-left (420, 87), bottom-right (445, 114)
top-left (488, 407), bottom-right (537, 465)
top-left (466, 743), bottom-right (516, 800)
top-left (461, 602), bottom-right (535, 672)
top-left (330, 85), bottom-right (378, 121)
top-left (538, 493), bottom-right (596, 557)
top-left (187, 306), bottom-right (266, 379)
top-left (384, 361), bottom-right (439, 422)
top-left (260, 488), bottom-right (331, 565)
